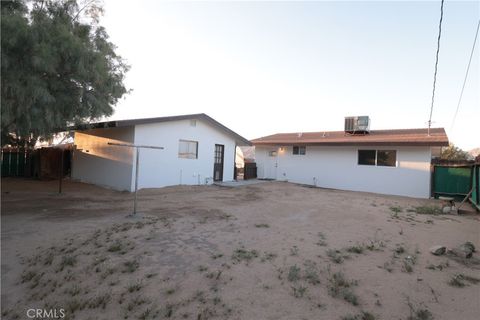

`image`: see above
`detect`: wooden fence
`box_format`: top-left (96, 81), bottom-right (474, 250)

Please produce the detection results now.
top-left (244, 162), bottom-right (257, 180)
top-left (1, 148), bottom-right (71, 179)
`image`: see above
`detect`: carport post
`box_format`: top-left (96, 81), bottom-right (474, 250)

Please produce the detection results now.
top-left (107, 142), bottom-right (164, 216)
top-left (134, 148), bottom-right (140, 214)
top-left (58, 148), bottom-right (64, 194)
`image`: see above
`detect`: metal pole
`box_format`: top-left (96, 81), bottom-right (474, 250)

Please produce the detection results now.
top-left (59, 149), bottom-right (64, 194)
top-left (133, 147), bottom-right (140, 215)
top-left (108, 142), bottom-right (164, 150)
top-left (107, 142), bottom-right (163, 216)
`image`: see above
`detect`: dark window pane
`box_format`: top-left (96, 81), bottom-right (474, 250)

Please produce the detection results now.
top-left (293, 146), bottom-right (305, 155)
top-left (377, 150), bottom-right (396, 167)
top-left (358, 150), bottom-right (376, 165)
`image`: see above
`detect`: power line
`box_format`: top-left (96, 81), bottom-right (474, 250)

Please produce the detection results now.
top-left (427, 0), bottom-right (445, 136)
top-left (450, 19), bottom-right (480, 131)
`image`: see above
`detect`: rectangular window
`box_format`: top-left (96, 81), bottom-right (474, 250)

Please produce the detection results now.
top-left (358, 150), bottom-right (376, 165)
top-left (178, 140), bottom-right (198, 159)
top-left (358, 150), bottom-right (397, 167)
top-left (377, 150), bottom-right (396, 167)
top-left (293, 146), bottom-right (306, 155)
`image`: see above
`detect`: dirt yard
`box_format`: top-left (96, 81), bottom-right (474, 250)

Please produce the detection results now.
top-left (1, 178), bottom-right (479, 320)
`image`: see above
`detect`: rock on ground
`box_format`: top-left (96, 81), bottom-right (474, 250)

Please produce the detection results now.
top-left (430, 245), bottom-right (446, 256)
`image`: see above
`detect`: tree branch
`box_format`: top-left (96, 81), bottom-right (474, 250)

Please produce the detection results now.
top-left (73, 0), bottom-right (96, 22)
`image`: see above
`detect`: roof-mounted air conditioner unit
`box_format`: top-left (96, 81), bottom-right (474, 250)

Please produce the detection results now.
top-left (344, 116), bottom-right (370, 134)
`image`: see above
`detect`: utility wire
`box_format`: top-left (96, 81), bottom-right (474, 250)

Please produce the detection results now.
top-left (450, 19), bottom-right (480, 131)
top-left (428, 0), bottom-right (445, 135)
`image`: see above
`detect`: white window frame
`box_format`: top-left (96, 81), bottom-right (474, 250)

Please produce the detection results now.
top-left (178, 140), bottom-right (198, 159)
top-left (357, 149), bottom-right (397, 167)
top-left (376, 150), bottom-right (397, 167)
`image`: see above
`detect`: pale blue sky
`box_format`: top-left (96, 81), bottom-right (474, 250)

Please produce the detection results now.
top-left (102, 0), bottom-right (479, 150)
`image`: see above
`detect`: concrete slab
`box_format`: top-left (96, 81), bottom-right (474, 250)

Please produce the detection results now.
top-left (213, 179), bottom-right (267, 187)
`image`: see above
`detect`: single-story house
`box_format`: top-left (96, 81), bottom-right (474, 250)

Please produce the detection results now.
top-left (71, 114), bottom-right (250, 191)
top-left (252, 121), bottom-right (449, 198)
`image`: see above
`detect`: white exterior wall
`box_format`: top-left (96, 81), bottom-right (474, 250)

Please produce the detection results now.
top-left (256, 145), bottom-right (433, 198)
top-left (72, 127), bottom-right (134, 191)
top-left (133, 119), bottom-right (236, 190)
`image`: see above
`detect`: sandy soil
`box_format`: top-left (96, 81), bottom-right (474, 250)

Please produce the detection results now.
top-left (1, 178), bottom-right (479, 320)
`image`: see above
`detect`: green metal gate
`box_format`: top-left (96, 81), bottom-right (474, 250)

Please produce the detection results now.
top-left (471, 164), bottom-right (479, 210)
top-left (433, 165), bottom-right (472, 199)
top-left (1, 149), bottom-right (31, 177)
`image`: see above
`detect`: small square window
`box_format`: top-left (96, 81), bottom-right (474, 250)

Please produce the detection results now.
top-left (377, 150), bottom-right (396, 167)
top-left (358, 150), bottom-right (376, 165)
top-left (178, 140), bottom-right (198, 159)
top-left (293, 146), bottom-right (306, 155)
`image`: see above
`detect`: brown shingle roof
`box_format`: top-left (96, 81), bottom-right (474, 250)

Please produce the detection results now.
top-left (251, 128), bottom-right (448, 147)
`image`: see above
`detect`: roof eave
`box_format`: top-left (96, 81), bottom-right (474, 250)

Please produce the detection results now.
top-left (198, 114), bottom-right (251, 146)
top-left (71, 113), bottom-right (252, 146)
top-left (251, 141), bottom-right (449, 147)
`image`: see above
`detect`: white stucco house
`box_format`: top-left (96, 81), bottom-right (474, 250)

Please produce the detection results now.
top-left (252, 123), bottom-right (449, 198)
top-left (71, 114), bottom-right (250, 191)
